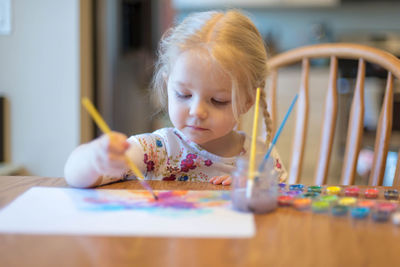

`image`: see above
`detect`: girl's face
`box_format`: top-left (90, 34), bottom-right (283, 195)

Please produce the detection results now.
top-left (167, 49), bottom-right (237, 147)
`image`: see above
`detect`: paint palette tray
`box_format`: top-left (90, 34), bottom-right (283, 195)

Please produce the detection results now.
top-left (278, 184), bottom-right (400, 226)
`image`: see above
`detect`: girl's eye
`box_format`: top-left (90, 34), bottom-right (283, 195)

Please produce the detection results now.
top-left (176, 92), bottom-right (191, 99)
top-left (212, 99), bottom-right (230, 105)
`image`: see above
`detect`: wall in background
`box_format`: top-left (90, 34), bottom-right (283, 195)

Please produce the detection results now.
top-left (176, 4), bottom-right (400, 53)
top-left (0, 0), bottom-right (80, 177)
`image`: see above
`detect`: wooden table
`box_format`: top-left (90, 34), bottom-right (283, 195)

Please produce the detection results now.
top-left (0, 176), bottom-right (400, 267)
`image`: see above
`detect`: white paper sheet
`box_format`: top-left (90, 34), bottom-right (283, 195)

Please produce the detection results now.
top-left (0, 187), bottom-right (254, 238)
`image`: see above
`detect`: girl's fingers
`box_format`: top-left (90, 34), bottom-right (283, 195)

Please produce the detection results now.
top-left (221, 176), bottom-right (232, 185)
top-left (106, 153), bottom-right (128, 174)
top-left (107, 132), bottom-right (130, 153)
top-left (211, 175), bottom-right (230, 185)
top-left (91, 134), bottom-right (129, 176)
top-left (210, 176), bottom-right (222, 184)
top-left (108, 153), bottom-right (127, 163)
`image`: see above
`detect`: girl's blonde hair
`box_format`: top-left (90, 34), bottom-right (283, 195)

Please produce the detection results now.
top-left (152, 10), bottom-right (273, 143)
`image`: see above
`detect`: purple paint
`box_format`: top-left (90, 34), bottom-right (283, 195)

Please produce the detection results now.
top-left (157, 191), bottom-right (177, 199)
top-left (153, 198), bottom-right (197, 209)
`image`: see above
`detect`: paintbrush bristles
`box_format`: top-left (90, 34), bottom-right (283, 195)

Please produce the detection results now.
top-left (139, 180), bottom-right (159, 200)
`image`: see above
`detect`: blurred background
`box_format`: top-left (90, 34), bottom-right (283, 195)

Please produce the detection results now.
top-left (0, 0), bottom-right (399, 184)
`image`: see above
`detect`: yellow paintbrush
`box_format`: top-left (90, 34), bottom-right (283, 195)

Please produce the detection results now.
top-left (246, 87), bottom-right (261, 198)
top-left (82, 97), bottom-right (158, 200)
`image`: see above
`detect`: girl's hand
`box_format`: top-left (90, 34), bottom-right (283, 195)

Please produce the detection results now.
top-left (64, 131), bottom-right (130, 188)
top-left (209, 175), bottom-right (231, 185)
top-left (92, 132), bottom-right (130, 176)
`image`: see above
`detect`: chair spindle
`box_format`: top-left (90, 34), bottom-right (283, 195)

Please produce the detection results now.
top-left (369, 72), bottom-right (394, 186)
top-left (288, 58), bottom-right (309, 184)
top-left (314, 56), bottom-right (338, 185)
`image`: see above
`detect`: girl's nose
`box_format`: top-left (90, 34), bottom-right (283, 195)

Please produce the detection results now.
top-left (189, 100), bottom-right (208, 119)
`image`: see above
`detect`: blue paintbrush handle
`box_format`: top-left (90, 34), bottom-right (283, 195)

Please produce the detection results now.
top-left (258, 94), bottom-right (298, 173)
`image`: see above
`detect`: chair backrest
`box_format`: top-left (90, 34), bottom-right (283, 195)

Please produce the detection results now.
top-left (266, 43), bottom-right (400, 186)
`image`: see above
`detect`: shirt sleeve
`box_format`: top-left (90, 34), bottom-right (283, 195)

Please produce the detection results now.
top-left (125, 136), bottom-right (148, 177)
top-left (95, 134), bottom-right (155, 186)
top-left (125, 132), bottom-right (168, 180)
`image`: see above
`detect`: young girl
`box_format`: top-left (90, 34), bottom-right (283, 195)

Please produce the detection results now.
top-left (64, 10), bottom-right (286, 188)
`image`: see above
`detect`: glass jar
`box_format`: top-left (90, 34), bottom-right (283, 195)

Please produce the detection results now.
top-left (231, 155), bottom-right (278, 213)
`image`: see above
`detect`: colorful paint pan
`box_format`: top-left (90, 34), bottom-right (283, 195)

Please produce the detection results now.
top-left (344, 186), bottom-right (360, 197)
top-left (357, 200), bottom-right (376, 209)
top-left (372, 209), bottom-right (390, 222)
top-left (376, 202), bottom-right (397, 213)
top-left (289, 184), bottom-right (304, 191)
top-left (286, 190), bottom-right (303, 196)
top-left (320, 195), bottom-right (338, 204)
top-left (293, 198), bottom-right (311, 210)
top-left (278, 195), bottom-right (294, 206)
top-left (384, 189), bottom-right (399, 200)
top-left (326, 186), bottom-right (341, 195)
top-left (364, 188), bottom-right (379, 199)
top-left (338, 197), bottom-right (357, 206)
top-left (302, 192), bottom-right (320, 199)
top-left (331, 205), bottom-right (349, 216)
top-left (312, 200), bottom-right (330, 213)
top-left (308, 186), bottom-right (322, 193)
top-left (351, 207), bottom-right (370, 219)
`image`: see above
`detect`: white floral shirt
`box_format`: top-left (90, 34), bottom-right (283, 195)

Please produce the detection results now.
top-left (101, 128), bottom-right (286, 185)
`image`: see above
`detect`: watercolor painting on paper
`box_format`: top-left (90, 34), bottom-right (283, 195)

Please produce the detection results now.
top-left (0, 187), bottom-right (254, 238)
top-left (73, 189), bottom-right (231, 216)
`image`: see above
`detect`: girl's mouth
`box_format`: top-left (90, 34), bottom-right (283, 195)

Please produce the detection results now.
top-left (188, 126), bottom-right (208, 131)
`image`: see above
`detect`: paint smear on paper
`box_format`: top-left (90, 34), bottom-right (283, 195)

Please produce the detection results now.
top-left (68, 190), bottom-right (231, 217)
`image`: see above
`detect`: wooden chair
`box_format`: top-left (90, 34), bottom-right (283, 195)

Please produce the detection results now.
top-left (266, 43), bottom-right (400, 186)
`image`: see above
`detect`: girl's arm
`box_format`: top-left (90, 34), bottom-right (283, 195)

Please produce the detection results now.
top-left (64, 132), bottom-right (130, 188)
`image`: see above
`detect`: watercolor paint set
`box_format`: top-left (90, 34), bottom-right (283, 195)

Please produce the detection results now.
top-left (277, 183), bottom-right (400, 225)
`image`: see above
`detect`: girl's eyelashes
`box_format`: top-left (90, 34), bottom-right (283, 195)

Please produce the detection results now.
top-left (175, 91), bottom-right (191, 99)
top-left (211, 99), bottom-right (230, 106)
top-left (174, 91), bottom-right (230, 105)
